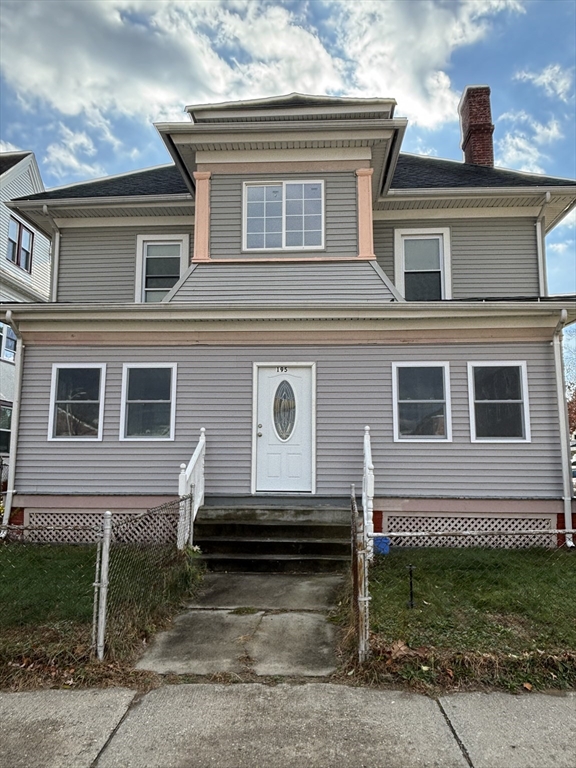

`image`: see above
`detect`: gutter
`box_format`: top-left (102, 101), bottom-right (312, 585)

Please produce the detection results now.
top-left (552, 309), bottom-right (574, 546)
top-left (1, 310), bottom-right (24, 534)
top-left (43, 204), bottom-right (61, 302)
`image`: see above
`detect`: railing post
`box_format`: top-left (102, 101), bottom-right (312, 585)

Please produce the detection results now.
top-left (363, 426), bottom-right (375, 560)
top-left (177, 463), bottom-right (188, 550)
top-left (356, 490), bottom-right (370, 664)
top-left (97, 510), bottom-right (112, 661)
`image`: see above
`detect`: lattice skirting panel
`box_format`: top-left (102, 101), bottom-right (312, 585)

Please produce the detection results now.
top-left (382, 513), bottom-right (557, 548)
top-left (23, 510), bottom-right (180, 544)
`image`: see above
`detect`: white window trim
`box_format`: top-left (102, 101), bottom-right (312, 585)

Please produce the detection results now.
top-left (119, 363), bottom-right (177, 441)
top-left (135, 234), bottom-right (189, 303)
top-left (392, 362), bottom-right (453, 442)
top-left (393, 227), bottom-right (452, 300)
top-left (467, 361), bottom-right (531, 443)
top-left (242, 180), bottom-right (325, 252)
top-left (48, 363), bottom-right (106, 441)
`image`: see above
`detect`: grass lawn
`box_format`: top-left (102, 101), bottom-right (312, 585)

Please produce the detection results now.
top-left (353, 546), bottom-right (576, 692)
top-left (0, 540), bottom-right (203, 690)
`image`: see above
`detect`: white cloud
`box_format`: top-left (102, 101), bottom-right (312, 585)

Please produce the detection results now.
top-left (0, 0), bottom-right (525, 134)
top-left (495, 111), bottom-right (564, 173)
top-left (548, 242), bottom-right (569, 254)
top-left (44, 125), bottom-right (106, 180)
top-left (0, 140), bottom-right (21, 153)
top-left (515, 64), bottom-right (574, 103)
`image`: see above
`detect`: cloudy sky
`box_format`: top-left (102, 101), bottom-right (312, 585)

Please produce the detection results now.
top-left (0, 0), bottom-right (574, 293)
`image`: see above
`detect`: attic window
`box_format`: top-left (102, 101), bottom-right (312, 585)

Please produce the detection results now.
top-left (243, 181), bottom-right (324, 251)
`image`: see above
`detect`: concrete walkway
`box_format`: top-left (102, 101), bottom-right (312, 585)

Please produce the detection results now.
top-left (2, 685), bottom-right (575, 768)
top-left (136, 573), bottom-right (344, 677)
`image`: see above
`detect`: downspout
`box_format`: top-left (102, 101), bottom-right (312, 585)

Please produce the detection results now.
top-left (536, 192), bottom-right (550, 298)
top-left (43, 204), bottom-right (61, 302)
top-left (553, 309), bottom-right (574, 546)
top-left (1, 310), bottom-right (24, 533)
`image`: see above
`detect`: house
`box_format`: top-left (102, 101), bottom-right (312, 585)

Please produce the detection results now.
top-left (0, 151), bottom-right (51, 458)
top-left (2, 87), bottom-right (575, 559)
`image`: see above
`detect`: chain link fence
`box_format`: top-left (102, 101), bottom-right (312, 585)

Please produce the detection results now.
top-left (1, 495), bottom-right (200, 683)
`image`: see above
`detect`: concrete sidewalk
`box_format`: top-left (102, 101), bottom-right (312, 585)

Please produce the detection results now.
top-left (1, 684), bottom-right (575, 768)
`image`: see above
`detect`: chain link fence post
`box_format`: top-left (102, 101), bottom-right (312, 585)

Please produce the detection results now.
top-left (96, 510), bottom-right (112, 661)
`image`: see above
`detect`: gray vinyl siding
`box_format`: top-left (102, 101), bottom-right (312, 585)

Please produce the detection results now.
top-left (16, 342), bottom-right (562, 499)
top-left (169, 261), bottom-right (395, 304)
top-left (57, 225), bottom-right (194, 302)
top-left (210, 173), bottom-right (357, 258)
top-left (373, 218), bottom-right (540, 298)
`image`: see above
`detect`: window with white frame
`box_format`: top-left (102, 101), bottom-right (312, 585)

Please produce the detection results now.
top-left (468, 362), bottom-right (530, 441)
top-left (394, 228), bottom-right (451, 301)
top-left (135, 235), bottom-right (189, 303)
top-left (392, 363), bottom-right (452, 441)
top-left (120, 364), bottom-right (176, 440)
top-left (48, 364), bottom-right (105, 440)
top-left (7, 217), bottom-right (33, 272)
top-left (244, 181), bottom-right (324, 251)
top-left (0, 323), bottom-right (17, 361)
top-left (0, 404), bottom-right (12, 454)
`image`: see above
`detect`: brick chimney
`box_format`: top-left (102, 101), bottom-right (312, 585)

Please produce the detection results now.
top-left (458, 85), bottom-right (494, 167)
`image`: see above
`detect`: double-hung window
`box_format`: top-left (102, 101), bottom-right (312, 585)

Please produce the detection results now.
top-left (120, 364), bottom-right (176, 440)
top-left (244, 181), bottom-right (324, 251)
top-left (48, 364), bottom-right (106, 440)
top-left (468, 362), bottom-right (530, 441)
top-left (0, 404), bottom-right (12, 454)
top-left (394, 228), bottom-right (451, 301)
top-left (7, 217), bottom-right (33, 272)
top-left (392, 363), bottom-right (452, 441)
top-left (135, 235), bottom-right (189, 303)
top-left (0, 323), bottom-right (17, 361)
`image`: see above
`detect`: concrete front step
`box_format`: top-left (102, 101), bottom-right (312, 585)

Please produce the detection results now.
top-left (194, 503), bottom-right (351, 573)
top-left (200, 553), bottom-right (350, 573)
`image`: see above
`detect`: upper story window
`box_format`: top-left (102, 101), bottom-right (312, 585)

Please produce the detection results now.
top-left (392, 362), bottom-right (452, 441)
top-left (135, 234), bottom-right (189, 303)
top-left (48, 364), bottom-right (106, 441)
top-left (468, 362), bottom-right (530, 442)
top-left (0, 323), bottom-right (17, 362)
top-left (243, 181), bottom-right (324, 251)
top-left (7, 217), bottom-right (33, 272)
top-left (394, 228), bottom-right (451, 301)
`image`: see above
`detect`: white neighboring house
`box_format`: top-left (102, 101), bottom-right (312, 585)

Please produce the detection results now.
top-left (0, 152), bottom-right (51, 457)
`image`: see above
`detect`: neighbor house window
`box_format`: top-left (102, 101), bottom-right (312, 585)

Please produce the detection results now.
top-left (243, 181), bottom-right (324, 251)
top-left (135, 235), bottom-right (189, 303)
top-left (48, 364), bottom-right (106, 440)
top-left (7, 217), bottom-right (33, 272)
top-left (120, 364), bottom-right (176, 440)
top-left (0, 404), bottom-right (12, 454)
top-left (392, 362), bottom-right (452, 441)
top-left (0, 323), bottom-right (17, 361)
top-left (468, 362), bottom-right (530, 441)
top-left (394, 228), bottom-right (451, 300)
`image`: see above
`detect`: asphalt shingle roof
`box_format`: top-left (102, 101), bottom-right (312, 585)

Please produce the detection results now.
top-left (0, 151), bottom-right (32, 176)
top-left (13, 153), bottom-right (575, 203)
top-left (15, 164), bottom-right (190, 201)
top-left (391, 154), bottom-right (576, 189)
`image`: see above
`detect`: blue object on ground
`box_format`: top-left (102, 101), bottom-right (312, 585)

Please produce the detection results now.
top-left (374, 537), bottom-right (390, 555)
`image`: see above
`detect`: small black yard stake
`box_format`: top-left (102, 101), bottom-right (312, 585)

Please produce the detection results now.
top-left (407, 564), bottom-right (415, 609)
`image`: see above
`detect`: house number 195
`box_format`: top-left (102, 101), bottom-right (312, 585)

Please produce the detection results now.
top-left (276, 366), bottom-right (288, 373)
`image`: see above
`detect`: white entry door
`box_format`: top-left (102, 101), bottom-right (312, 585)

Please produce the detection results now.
top-left (254, 364), bottom-right (315, 493)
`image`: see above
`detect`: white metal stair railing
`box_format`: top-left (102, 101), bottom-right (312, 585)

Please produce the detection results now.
top-left (177, 427), bottom-right (206, 549)
top-left (362, 425), bottom-right (375, 560)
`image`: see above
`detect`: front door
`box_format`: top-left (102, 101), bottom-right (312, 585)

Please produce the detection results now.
top-left (254, 364), bottom-right (315, 493)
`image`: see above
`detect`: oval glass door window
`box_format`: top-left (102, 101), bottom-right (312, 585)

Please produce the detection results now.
top-left (273, 380), bottom-right (296, 440)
